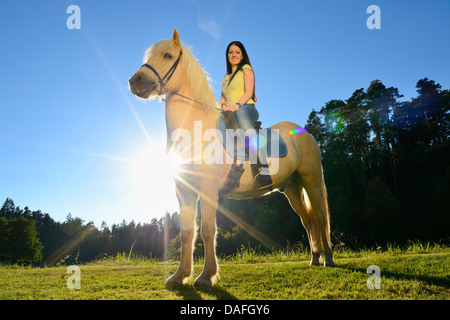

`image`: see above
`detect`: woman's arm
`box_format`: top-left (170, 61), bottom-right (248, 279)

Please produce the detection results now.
top-left (220, 91), bottom-right (228, 111)
top-left (229, 69), bottom-right (255, 111)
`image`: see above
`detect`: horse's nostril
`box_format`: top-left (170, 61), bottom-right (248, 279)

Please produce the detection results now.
top-left (129, 74), bottom-right (142, 87)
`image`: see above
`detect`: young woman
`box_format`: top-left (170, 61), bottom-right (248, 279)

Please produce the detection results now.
top-left (220, 41), bottom-right (273, 190)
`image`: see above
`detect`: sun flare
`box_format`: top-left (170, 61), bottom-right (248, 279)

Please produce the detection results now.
top-left (130, 141), bottom-right (182, 220)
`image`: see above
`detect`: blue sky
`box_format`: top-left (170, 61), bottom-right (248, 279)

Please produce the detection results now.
top-left (1, 0), bottom-right (449, 227)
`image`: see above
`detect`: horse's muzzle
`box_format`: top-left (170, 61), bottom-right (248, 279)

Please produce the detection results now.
top-left (129, 72), bottom-right (155, 99)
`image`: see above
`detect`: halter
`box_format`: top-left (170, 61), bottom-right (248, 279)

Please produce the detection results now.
top-left (141, 49), bottom-right (222, 112)
top-left (142, 49), bottom-right (183, 96)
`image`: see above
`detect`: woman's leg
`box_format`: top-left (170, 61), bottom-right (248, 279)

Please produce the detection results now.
top-left (235, 105), bottom-right (273, 190)
top-left (235, 104), bottom-right (259, 132)
top-left (234, 104), bottom-right (258, 163)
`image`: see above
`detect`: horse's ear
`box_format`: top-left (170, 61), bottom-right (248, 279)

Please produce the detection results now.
top-left (172, 29), bottom-right (181, 48)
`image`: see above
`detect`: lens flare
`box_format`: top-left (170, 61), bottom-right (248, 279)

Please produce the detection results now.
top-left (324, 111), bottom-right (344, 135)
top-left (247, 134), bottom-right (267, 151)
top-left (286, 126), bottom-right (307, 135)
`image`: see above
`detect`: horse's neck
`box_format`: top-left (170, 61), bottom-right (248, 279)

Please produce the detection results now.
top-left (165, 90), bottom-right (219, 148)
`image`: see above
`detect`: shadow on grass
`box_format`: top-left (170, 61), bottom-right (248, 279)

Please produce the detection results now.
top-left (167, 283), bottom-right (238, 300)
top-left (336, 263), bottom-right (450, 289)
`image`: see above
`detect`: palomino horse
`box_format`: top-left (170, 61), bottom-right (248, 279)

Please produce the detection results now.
top-left (129, 29), bottom-right (335, 288)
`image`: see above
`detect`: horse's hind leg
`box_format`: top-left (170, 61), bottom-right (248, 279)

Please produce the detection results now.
top-left (283, 181), bottom-right (321, 266)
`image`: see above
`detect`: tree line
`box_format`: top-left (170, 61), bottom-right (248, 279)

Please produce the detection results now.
top-left (1, 77), bottom-right (448, 264)
top-left (0, 198), bottom-right (181, 265)
top-left (304, 77), bottom-right (449, 246)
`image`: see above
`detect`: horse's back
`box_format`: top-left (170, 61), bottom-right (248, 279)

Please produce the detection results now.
top-left (270, 120), bottom-right (322, 163)
top-left (270, 121), bottom-right (318, 146)
top-left (269, 121), bottom-right (301, 131)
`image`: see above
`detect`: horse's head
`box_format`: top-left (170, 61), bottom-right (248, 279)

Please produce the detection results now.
top-left (129, 29), bottom-right (182, 99)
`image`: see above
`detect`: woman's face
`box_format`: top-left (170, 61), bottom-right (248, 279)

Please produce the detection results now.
top-left (228, 44), bottom-right (243, 68)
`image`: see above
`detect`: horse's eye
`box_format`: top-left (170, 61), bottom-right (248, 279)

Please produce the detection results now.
top-left (164, 52), bottom-right (173, 59)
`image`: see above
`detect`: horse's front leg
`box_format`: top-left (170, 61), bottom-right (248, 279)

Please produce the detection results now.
top-left (194, 184), bottom-right (220, 288)
top-left (165, 182), bottom-right (198, 288)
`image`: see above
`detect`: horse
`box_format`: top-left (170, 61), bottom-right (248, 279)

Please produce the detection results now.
top-left (129, 29), bottom-right (335, 288)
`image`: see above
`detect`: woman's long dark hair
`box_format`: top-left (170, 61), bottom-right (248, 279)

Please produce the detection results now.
top-left (225, 41), bottom-right (255, 100)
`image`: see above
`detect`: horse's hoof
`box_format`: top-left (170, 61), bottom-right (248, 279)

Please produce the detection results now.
top-left (310, 258), bottom-right (320, 266)
top-left (194, 277), bottom-right (213, 288)
top-left (324, 260), bottom-right (336, 267)
top-left (165, 276), bottom-right (184, 289)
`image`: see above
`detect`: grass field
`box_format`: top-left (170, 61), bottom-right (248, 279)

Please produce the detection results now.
top-left (1, 244), bottom-right (448, 300)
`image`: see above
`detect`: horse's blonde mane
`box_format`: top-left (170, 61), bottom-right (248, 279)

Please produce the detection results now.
top-left (143, 40), bottom-right (217, 108)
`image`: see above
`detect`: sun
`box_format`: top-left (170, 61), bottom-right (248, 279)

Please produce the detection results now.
top-left (130, 141), bottom-right (182, 221)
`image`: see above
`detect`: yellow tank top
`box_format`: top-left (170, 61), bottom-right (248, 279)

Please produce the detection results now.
top-left (221, 64), bottom-right (255, 106)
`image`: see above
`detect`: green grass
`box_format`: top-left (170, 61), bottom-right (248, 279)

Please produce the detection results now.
top-left (1, 244), bottom-right (448, 300)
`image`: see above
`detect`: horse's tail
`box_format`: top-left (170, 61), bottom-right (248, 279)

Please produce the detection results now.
top-left (320, 164), bottom-right (332, 249)
top-left (301, 164), bottom-right (332, 253)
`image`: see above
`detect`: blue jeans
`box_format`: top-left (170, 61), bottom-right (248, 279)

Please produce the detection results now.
top-left (233, 104), bottom-right (271, 179)
top-left (235, 104), bottom-right (259, 132)
top-left (234, 104), bottom-right (264, 164)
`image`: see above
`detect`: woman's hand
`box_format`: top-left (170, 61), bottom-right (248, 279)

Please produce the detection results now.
top-left (223, 104), bottom-right (240, 112)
